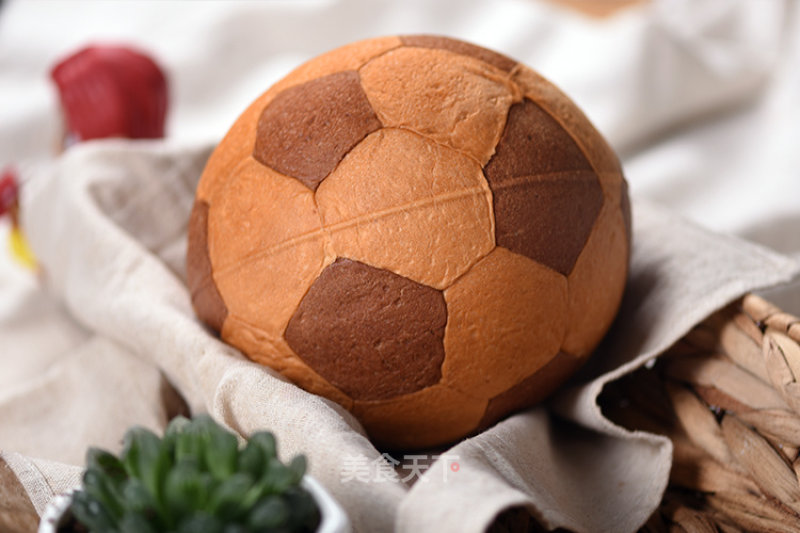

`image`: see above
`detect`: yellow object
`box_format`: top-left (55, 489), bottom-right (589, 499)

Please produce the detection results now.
top-left (8, 227), bottom-right (37, 270)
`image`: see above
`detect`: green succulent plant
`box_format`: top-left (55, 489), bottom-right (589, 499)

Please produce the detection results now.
top-left (68, 415), bottom-right (321, 533)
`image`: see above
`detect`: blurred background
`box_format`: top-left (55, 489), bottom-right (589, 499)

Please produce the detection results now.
top-left (0, 0), bottom-right (798, 310)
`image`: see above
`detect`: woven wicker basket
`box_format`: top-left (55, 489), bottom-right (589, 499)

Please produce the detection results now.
top-left (599, 294), bottom-right (800, 532)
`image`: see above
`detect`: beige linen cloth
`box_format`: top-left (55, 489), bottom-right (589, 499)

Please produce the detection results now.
top-left (0, 140), bottom-right (798, 532)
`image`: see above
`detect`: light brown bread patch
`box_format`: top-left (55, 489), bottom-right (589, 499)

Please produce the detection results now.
top-left (442, 247), bottom-right (568, 399)
top-left (208, 157), bottom-right (327, 336)
top-left (316, 128), bottom-right (494, 289)
top-left (478, 351), bottom-right (583, 431)
top-left (360, 47), bottom-right (516, 165)
top-left (563, 200), bottom-right (628, 357)
top-left (352, 384), bottom-right (487, 450)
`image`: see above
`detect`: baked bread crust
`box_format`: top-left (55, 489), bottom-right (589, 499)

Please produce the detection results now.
top-left (187, 35), bottom-right (630, 449)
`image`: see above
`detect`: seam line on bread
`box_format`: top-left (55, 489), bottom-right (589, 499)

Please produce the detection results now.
top-left (208, 186), bottom-right (491, 280)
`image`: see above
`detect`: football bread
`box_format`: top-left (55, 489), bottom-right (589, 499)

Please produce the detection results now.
top-left (187, 35), bottom-right (631, 449)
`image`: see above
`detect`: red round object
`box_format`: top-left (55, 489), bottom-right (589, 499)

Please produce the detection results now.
top-left (50, 45), bottom-right (168, 142)
top-left (0, 167), bottom-right (19, 218)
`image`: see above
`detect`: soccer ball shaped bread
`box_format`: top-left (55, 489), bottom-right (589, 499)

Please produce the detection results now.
top-left (188, 35), bottom-right (631, 449)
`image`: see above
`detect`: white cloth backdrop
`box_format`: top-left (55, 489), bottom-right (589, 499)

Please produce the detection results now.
top-left (2, 0), bottom-right (798, 265)
top-left (1, 1), bottom-right (799, 532)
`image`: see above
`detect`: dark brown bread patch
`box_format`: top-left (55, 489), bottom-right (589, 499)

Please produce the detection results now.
top-left (186, 201), bottom-right (228, 332)
top-left (284, 258), bottom-right (447, 401)
top-left (621, 178), bottom-right (632, 249)
top-left (477, 351), bottom-right (582, 431)
top-left (484, 98), bottom-right (595, 180)
top-left (253, 70), bottom-right (382, 191)
top-left (400, 35), bottom-right (517, 73)
top-left (491, 171), bottom-right (603, 276)
top-left (484, 98), bottom-right (603, 275)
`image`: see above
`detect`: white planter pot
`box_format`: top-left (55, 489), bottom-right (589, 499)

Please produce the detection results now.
top-left (39, 475), bottom-right (351, 533)
top-left (301, 475), bottom-right (352, 533)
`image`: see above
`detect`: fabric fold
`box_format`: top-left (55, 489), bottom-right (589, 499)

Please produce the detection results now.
top-left (0, 140), bottom-right (794, 532)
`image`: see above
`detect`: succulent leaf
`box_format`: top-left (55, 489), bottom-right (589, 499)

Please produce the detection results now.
top-left (176, 511), bottom-right (224, 533)
top-left (164, 462), bottom-right (213, 516)
top-left (204, 428), bottom-right (239, 481)
top-left (70, 489), bottom-right (119, 532)
top-left (248, 495), bottom-right (289, 530)
top-left (237, 440), bottom-right (266, 479)
top-left (262, 457), bottom-right (297, 494)
top-left (248, 431), bottom-right (277, 460)
top-left (87, 448), bottom-right (126, 483)
top-left (119, 512), bottom-right (159, 533)
top-left (208, 472), bottom-right (255, 520)
top-left (82, 468), bottom-right (124, 521)
top-left (288, 456), bottom-right (307, 484)
top-left (120, 478), bottom-right (155, 514)
top-left (69, 416), bottom-right (319, 532)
